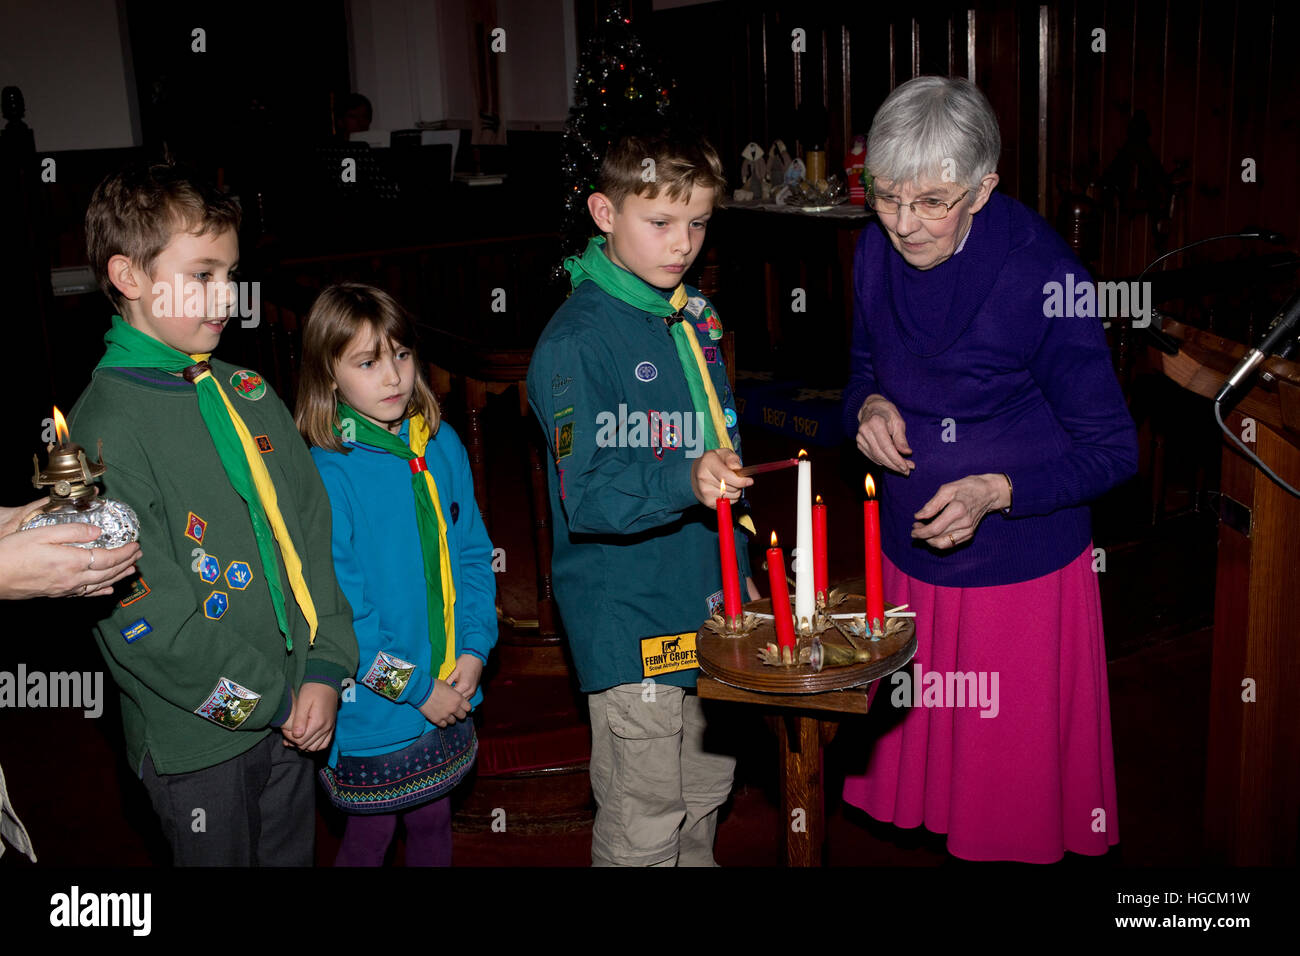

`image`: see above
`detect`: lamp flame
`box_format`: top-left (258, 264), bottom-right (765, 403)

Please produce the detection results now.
top-left (865, 474), bottom-right (877, 497)
top-left (52, 407), bottom-right (70, 447)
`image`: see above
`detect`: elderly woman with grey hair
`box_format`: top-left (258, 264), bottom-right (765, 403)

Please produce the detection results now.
top-left (841, 76), bottom-right (1137, 862)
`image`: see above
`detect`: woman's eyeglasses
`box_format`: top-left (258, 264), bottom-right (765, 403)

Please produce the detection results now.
top-left (867, 186), bottom-right (970, 220)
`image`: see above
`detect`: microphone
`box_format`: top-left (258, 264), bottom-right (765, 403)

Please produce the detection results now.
top-left (1238, 228), bottom-right (1285, 243)
top-left (1214, 288), bottom-right (1300, 403)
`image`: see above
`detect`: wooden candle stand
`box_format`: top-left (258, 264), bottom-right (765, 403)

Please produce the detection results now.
top-left (696, 587), bottom-right (916, 866)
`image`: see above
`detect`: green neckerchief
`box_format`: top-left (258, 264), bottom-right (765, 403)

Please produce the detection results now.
top-left (564, 236), bottom-right (722, 451)
top-left (334, 404), bottom-right (449, 674)
top-left (96, 316), bottom-right (296, 647)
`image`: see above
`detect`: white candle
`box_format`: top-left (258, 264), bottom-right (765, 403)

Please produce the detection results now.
top-left (794, 454), bottom-right (814, 631)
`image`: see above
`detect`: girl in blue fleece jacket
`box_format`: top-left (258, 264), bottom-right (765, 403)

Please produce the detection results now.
top-left (296, 283), bottom-right (497, 866)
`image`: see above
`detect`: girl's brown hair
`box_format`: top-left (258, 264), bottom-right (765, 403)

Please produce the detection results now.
top-left (295, 282), bottom-right (441, 452)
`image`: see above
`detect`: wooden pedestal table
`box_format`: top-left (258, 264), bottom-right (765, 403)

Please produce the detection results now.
top-left (695, 595), bottom-right (916, 866)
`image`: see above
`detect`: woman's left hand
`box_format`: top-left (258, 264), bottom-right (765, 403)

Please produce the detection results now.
top-left (912, 473), bottom-right (1010, 549)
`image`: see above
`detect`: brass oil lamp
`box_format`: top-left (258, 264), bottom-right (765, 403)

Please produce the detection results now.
top-left (20, 407), bottom-right (140, 549)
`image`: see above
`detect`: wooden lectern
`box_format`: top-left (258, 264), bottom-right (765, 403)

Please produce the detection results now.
top-left (1153, 318), bottom-right (1300, 865)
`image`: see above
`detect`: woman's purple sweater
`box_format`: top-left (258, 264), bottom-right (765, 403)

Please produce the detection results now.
top-left (841, 191), bottom-right (1138, 587)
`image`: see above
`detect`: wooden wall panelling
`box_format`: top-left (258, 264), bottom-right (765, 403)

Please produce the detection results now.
top-left (1038, 3), bottom-right (1050, 216)
top-left (1129, 0), bottom-right (1170, 274)
top-left (1192, 0), bottom-right (1236, 301)
top-left (1262, 0), bottom-right (1300, 307)
top-left (975, 1), bottom-right (1026, 204)
top-left (1156, 0), bottom-right (1203, 283)
top-left (1223, 1), bottom-right (1264, 264)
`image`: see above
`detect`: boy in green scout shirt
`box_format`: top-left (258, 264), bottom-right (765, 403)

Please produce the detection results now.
top-left (526, 128), bottom-right (757, 866)
top-left (69, 164), bottom-right (358, 865)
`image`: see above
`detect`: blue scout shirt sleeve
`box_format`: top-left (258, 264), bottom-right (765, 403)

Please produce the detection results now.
top-left (438, 424), bottom-right (497, 674)
top-left (527, 331), bottom-right (699, 535)
top-left (314, 456), bottom-right (436, 711)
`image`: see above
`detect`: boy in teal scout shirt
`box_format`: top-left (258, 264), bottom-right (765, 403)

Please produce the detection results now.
top-left (526, 128), bottom-right (756, 866)
top-left (68, 164), bottom-right (358, 865)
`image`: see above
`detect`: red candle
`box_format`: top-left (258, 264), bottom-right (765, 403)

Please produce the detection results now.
top-left (716, 481), bottom-right (743, 626)
top-left (767, 531), bottom-right (797, 661)
top-left (812, 495), bottom-right (828, 601)
top-left (864, 476), bottom-right (885, 629)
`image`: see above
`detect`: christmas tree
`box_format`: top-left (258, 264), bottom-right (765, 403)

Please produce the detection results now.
top-left (558, 2), bottom-right (676, 263)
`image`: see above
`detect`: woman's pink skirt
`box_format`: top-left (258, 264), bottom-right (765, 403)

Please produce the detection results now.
top-left (842, 543), bottom-right (1120, 862)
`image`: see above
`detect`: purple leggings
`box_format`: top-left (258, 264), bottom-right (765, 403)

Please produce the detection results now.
top-left (334, 796), bottom-right (453, 867)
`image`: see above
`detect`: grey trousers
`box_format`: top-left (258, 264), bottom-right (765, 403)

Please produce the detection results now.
top-left (588, 683), bottom-right (736, 867)
top-left (140, 732), bottom-right (315, 866)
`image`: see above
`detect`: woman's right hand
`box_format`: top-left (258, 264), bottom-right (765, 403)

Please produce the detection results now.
top-left (856, 395), bottom-right (915, 475)
top-left (0, 502), bottom-right (141, 600)
top-left (418, 679), bottom-right (471, 728)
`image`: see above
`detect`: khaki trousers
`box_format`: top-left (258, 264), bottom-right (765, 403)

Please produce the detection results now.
top-left (587, 682), bottom-right (736, 866)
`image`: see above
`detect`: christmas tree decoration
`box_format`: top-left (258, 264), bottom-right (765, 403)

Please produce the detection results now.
top-left (558, 1), bottom-right (677, 266)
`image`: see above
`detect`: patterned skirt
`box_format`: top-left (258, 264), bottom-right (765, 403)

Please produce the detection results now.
top-left (320, 721), bottom-right (478, 815)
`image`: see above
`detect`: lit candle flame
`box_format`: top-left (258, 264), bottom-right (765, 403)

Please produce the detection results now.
top-left (798, 449), bottom-right (808, 459)
top-left (770, 530), bottom-right (778, 547)
top-left (52, 406), bottom-right (70, 447)
top-left (719, 478), bottom-right (726, 495)
top-left (865, 474), bottom-right (877, 497)
top-left (815, 494), bottom-right (823, 504)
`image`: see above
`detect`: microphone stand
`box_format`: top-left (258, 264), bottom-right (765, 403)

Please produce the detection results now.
top-left (1136, 229), bottom-right (1284, 355)
top-left (1213, 288), bottom-right (1300, 498)
top-left (1133, 228), bottom-right (1299, 497)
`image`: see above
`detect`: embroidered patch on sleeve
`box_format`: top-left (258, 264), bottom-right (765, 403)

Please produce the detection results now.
top-left (203, 590), bottom-right (229, 620)
top-left (197, 553), bottom-right (221, 584)
top-left (705, 310), bottom-right (724, 340)
top-left (195, 677), bottom-right (261, 729)
top-left (121, 618), bottom-right (152, 643)
top-left (360, 651), bottom-right (417, 701)
top-left (556, 421), bottom-right (574, 460)
top-left (685, 296), bottom-right (707, 318)
top-left (554, 405), bottom-right (574, 420)
top-left (184, 512), bottom-right (207, 544)
top-left (255, 434), bottom-right (274, 453)
top-left (224, 561), bottom-right (253, 590)
top-left (641, 632), bottom-right (699, 678)
top-left (118, 577), bottom-right (150, 608)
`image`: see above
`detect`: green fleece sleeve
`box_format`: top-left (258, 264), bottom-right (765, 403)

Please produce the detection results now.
top-left (81, 453), bottom-right (293, 732)
top-left (527, 332), bottom-right (699, 536)
top-left (267, 398), bottom-right (359, 692)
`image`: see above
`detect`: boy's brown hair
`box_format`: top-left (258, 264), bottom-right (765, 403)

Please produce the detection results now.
top-left (596, 125), bottom-right (727, 210)
top-left (86, 163), bottom-right (242, 308)
top-left (295, 282), bottom-right (441, 453)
